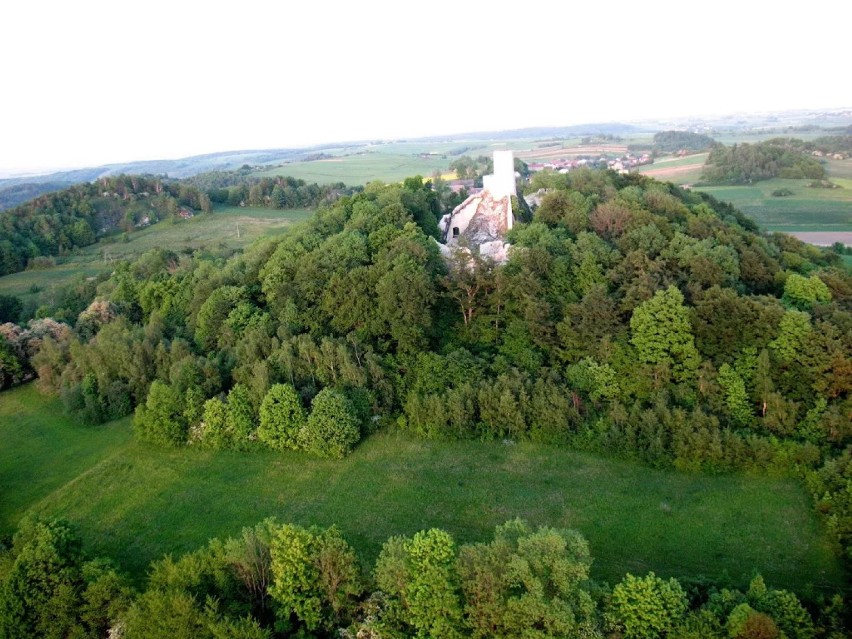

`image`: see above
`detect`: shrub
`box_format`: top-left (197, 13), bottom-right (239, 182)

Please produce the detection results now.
top-left (299, 388), bottom-right (360, 459)
top-left (258, 384), bottom-right (306, 451)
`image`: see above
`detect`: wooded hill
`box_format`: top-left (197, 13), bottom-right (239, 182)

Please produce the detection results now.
top-left (701, 139), bottom-right (827, 184)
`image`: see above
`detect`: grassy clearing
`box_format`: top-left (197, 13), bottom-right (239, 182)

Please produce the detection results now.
top-left (0, 384), bottom-right (132, 533)
top-left (0, 206), bottom-right (310, 306)
top-left (0, 383), bottom-right (843, 593)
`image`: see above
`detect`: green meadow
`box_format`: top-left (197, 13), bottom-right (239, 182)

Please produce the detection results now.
top-left (0, 383), bottom-right (843, 594)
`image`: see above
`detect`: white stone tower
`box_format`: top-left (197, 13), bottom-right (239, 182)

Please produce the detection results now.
top-left (482, 150), bottom-right (517, 200)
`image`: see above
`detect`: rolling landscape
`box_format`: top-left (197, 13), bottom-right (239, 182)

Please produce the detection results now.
top-left (0, 87), bottom-right (852, 639)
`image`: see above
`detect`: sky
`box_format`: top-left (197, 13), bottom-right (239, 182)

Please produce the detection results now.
top-left (1, 0), bottom-right (849, 174)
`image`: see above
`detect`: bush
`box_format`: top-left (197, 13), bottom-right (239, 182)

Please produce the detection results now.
top-left (26, 256), bottom-right (57, 270)
top-left (134, 380), bottom-right (188, 446)
top-left (258, 384), bottom-right (306, 451)
top-left (299, 388), bottom-right (360, 459)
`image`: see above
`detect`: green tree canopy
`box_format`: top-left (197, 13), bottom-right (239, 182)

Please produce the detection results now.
top-left (268, 524), bottom-right (360, 633)
top-left (630, 286), bottom-right (700, 383)
top-left (609, 571), bottom-right (688, 639)
top-left (458, 519), bottom-right (596, 639)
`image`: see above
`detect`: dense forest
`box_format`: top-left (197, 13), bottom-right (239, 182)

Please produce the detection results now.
top-left (652, 131), bottom-right (716, 154)
top-left (701, 140), bottom-right (827, 184)
top-left (184, 170), bottom-right (349, 209)
top-left (1, 167), bottom-right (850, 634)
top-left (0, 173), bottom-right (350, 277)
top-left (1, 514), bottom-right (843, 639)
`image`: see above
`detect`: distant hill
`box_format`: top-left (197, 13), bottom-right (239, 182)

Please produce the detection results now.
top-left (0, 182), bottom-right (72, 210)
top-left (416, 122), bottom-right (645, 142)
top-left (702, 139), bottom-right (826, 184)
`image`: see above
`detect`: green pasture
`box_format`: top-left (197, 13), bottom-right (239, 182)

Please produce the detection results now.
top-left (0, 383), bottom-right (843, 594)
top-left (0, 205), bottom-right (310, 305)
top-left (698, 178), bottom-right (852, 231)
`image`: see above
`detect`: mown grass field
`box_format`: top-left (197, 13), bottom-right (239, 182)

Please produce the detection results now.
top-left (0, 205), bottom-right (310, 307)
top-left (0, 383), bottom-right (843, 594)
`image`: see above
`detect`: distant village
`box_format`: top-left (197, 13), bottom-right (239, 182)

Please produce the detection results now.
top-left (526, 152), bottom-right (653, 174)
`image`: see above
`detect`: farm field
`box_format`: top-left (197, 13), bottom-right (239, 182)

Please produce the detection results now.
top-left (254, 152), bottom-right (450, 185)
top-left (515, 144), bottom-right (629, 161)
top-left (0, 205), bottom-right (310, 308)
top-left (635, 154), bottom-right (852, 236)
top-left (0, 383), bottom-right (843, 594)
top-left (698, 174), bottom-right (852, 233)
top-left (636, 153), bottom-right (708, 184)
top-left (254, 137), bottom-right (637, 185)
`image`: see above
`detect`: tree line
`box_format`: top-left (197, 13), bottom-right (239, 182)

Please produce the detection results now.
top-left (761, 136), bottom-right (852, 157)
top-left (1, 169), bottom-right (850, 562)
top-left (0, 515), bottom-right (844, 639)
top-left (652, 131), bottom-right (716, 154)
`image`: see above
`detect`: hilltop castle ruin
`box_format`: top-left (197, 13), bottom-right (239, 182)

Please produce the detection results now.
top-left (437, 150), bottom-right (516, 263)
